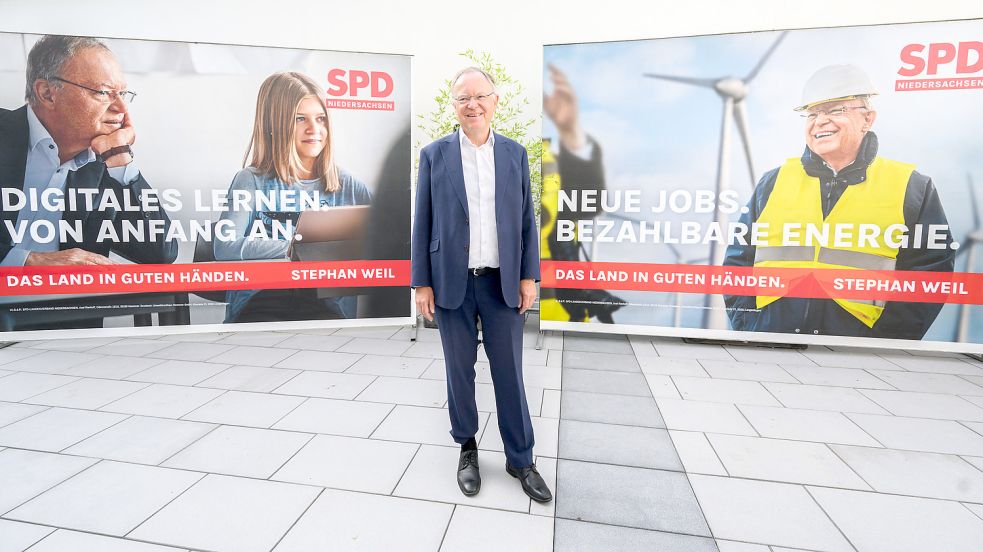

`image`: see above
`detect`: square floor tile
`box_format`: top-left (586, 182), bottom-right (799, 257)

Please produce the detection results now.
top-left (394, 444), bottom-right (529, 511)
top-left (0, 350), bottom-right (101, 374)
top-left (101, 384), bottom-right (224, 419)
top-left (559, 420), bottom-right (682, 470)
top-left (61, 355), bottom-right (164, 380)
top-left (126, 359), bottom-right (230, 386)
top-left (847, 413), bottom-right (983, 456)
top-left (441, 505), bottom-right (553, 552)
top-left (656, 398), bottom-right (755, 435)
top-left (782, 364), bottom-right (895, 389)
top-left (337, 337), bottom-right (412, 356)
top-left (145, 342), bottom-right (234, 362)
top-left (129, 474), bottom-right (319, 552)
top-left (556, 460), bottom-right (710, 536)
top-left (26, 378), bottom-right (148, 409)
top-left (764, 382), bottom-right (889, 414)
top-left (652, 340), bottom-right (734, 361)
top-left (860, 389), bottom-right (983, 421)
top-left (0, 372), bottom-right (78, 402)
top-left (562, 351), bottom-right (639, 372)
top-left (345, 354), bottom-right (432, 377)
top-left (673, 377), bottom-right (782, 407)
top-left (0, 407), bottom-right (127, 452)
top-left (0, 347), bottom-right (43, 367)
top-left (65, 416), bottom-right (216, 465)
top-left (831, 445), bottom-right (983, 503)
top-left (867, 370), bottom-right (983, 395)
top-left (274, 371), bottom-right (376, 400)
top-left (0, 449), bottom-right (97, 514)
top-left (561, 391), bottom-right (664, 427)
top-left (562, 368), bottom-right (650, 396)
top-left (273, 397), bottom-right (394, 437)
top-left (541, 389), bottom-right (561, 418)
top-left (183, 390), bottom-right (304, 428)
top-left (197, 365), bottom-right (301, 392)
top-left (739, 405), bottom-right (880, 446)
top-left (724, 346), bottom-right (814, 365)
top-left (157, 332), bottom-right (227, 342)
top-left (273, 488), bottom-right (451, 552)
top-left (402, 340), bottom-right (445, 359)
top-left (208, 345), bottom-right (299, 367)
top-left (95, 338), bottom-right (175, 357)
top-left (699, 359), bottom-right (798, 383)
top-left (809, 486), bottom-right (983, 552)
top-left (372, 405), bottom-right (486, 446)
top-left (520, 363), bottom-right (562, 390)
top-left (356, 376), bottom-right (447, 407)
top-left (646, 374), bottom-right (682, 399)
top-left (274, 350), bottom-right (364, 372)
top-left (802, 347), bottom-right (900, 370)
top-left (335, 326), bottom-right (401, 338)
top-left (271, 333), bottom-right (353, 352)
top-left (7, 461), bottom-right (202, 536)
top-left (553, 519), bottom-right (717, 552)
top-left (0, 401), bottom-right (46, 428)
top-left (216, 331), bottom-right (292, 347)
top-left (707, 434), bottom-right (869, 489)
top-left (28, 336), bottom-right (120, 352)
top-left (0, 519), bottom-right (54, 552)
top-left (637, 356), bottom-right (709, 377)
top-left (273, 434), bottom-right (417, 493)
top-left (163, 425), bottom-right (311, 478)
top-left (689, 475), bottom-right (851, 551)
top-left (880, 354), bottom-right (983, 375)
top-left (668, 430), bottom-right (728, 476)
top-left (480, 416), bottom-right (558, 458)
top-left (24, 530), bottom-right (189, 551)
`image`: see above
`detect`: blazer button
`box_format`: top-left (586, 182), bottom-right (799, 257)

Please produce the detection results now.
top-left (464, 245), bottom-right (469, 251)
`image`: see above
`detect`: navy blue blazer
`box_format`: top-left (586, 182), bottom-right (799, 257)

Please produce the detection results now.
top-left (411, 131), bottom-right (540, 310)
top-left (0, 106), bottom-right (177, 265)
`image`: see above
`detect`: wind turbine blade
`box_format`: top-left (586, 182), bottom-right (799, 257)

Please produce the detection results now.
top-left (733, 100), bottom-right (756, 186)
top-left (643, 73), bottom-right (718, 88)
top-left (745, 31), bottom-right (788, 83)
top-left (969, 173), bottom-right (980, 229)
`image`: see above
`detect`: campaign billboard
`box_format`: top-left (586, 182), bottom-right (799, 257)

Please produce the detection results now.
top-left (0, 33), bottom-right (412, 337)
top-left (540, 19), bottom-right (983, 352)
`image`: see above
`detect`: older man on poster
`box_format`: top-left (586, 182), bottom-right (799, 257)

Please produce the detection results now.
top-left (412, 67), bottom-right (550, 502)
top-left (723, 64), bottom-right (954, 339)
top-left (0, 34), bottom-right (177, 269)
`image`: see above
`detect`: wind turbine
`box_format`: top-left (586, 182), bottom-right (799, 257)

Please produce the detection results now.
top-left (956, 173), bottom-right (982, 343)
top-left (644, 31), bottom-right (788, 330)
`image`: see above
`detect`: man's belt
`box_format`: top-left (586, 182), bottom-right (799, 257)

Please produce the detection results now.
top-left (470, 266), bottom-right (499, 277)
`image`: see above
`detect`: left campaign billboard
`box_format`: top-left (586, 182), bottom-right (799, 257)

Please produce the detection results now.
top-left (0, 33), bottom-right (412, 338)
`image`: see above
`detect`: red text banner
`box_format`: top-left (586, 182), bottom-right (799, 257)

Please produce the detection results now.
top-left (541, 261), bottom-right (983, 305)
top-left (1, 260), bottom-right (410, 297)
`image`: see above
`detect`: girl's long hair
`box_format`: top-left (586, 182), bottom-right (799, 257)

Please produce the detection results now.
top-left (244, 72), bottom-right (340, 192)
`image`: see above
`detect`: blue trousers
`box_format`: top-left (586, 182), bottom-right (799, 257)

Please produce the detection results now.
top-left (434, 271), bottom-right (535, 468)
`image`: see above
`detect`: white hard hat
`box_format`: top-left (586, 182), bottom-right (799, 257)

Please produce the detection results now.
top-left (795, 64), bottom-right (879, 111)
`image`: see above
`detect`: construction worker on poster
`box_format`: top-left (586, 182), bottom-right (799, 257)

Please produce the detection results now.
top-left (540, 65), bottom-right (624, 323)
top-left (723, 64), bottom-right (955, 339)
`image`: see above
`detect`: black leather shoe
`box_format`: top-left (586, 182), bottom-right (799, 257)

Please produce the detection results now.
top-left (506, 462), bottom-right (553, 503)
top-left (457, 449), bottom-right (480, 496)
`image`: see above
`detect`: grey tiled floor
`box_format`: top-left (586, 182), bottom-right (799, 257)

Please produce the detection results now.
top-left (1, 323), bottom-right (982, 551)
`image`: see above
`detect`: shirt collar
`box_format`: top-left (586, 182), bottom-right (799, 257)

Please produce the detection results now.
top-left (459, 128), bottom-right (494, 149)
top-left (26, 104), bottom-right (96, 169)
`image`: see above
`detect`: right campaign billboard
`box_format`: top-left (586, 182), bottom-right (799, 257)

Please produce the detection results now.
top-left (540, 19), bottom-right (983, 352)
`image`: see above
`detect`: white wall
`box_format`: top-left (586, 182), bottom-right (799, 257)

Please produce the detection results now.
top-left (2, 0), bottom-right (980, 152)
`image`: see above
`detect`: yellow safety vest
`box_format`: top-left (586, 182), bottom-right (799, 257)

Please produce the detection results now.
top-left (539, 141), bottom-right (587, 322)
top-left (754, 156), bottom-right (913, 328)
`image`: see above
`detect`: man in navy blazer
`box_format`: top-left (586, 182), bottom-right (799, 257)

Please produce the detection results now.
top-left (412, 67), bottom-right (551, 503)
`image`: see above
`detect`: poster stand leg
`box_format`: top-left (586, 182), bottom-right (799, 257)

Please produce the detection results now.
top-left (682, 337), bottom-right (808, 350)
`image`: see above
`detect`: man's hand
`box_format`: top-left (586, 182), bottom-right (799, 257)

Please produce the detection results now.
top-left (91, 112), bottom-right (135, 168)
top-left (543, 64), bottom-right (585, 151)
top-left (26, 248), bottom-right (115, 266)
top-left (519, 279), bottom-right (537, 314)
top-left (415, 286), bottom-right (435, 322)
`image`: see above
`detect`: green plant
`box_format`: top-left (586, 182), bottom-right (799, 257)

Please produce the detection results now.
top-left (416, 49), bottom-right (542, 216)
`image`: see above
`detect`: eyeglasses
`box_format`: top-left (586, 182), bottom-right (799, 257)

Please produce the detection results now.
top-left (51, 77), bottom-right (137, 104)
top-left (453, 92), bottom-right (495, 105)
top-left (801, 105), bottom-right (866, 121)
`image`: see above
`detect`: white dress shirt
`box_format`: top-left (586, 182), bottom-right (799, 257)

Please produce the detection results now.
top-left (2, 105), bottom-right (140, 266)
top-left (459, 129), bottom-right (499, 268)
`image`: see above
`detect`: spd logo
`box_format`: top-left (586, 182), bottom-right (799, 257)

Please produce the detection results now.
top-left (325, 69), bottom-right (395, 111)
top-left (895, 41), bottom-right (983, 91)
